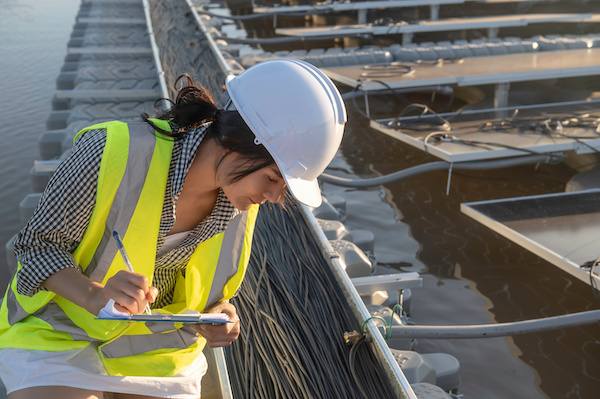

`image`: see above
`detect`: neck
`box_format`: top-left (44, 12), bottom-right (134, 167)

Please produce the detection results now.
top-left (183, 137), bottom-right (223, 196)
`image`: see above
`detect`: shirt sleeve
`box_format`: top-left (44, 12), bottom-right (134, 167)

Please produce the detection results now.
top-left (13, 128), bottom-right (107, 296)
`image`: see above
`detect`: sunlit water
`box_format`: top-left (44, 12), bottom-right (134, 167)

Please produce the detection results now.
top-left (0, 0), bottom-right (80, 285)
top-left (0, 1), bottom-right (598, 398)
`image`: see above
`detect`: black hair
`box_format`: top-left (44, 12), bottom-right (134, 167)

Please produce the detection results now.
top-left (143, 74), bottom-right (276, 184)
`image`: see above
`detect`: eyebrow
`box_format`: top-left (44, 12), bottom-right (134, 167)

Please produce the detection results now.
top-left (271, 166), bottom-right (283, 178)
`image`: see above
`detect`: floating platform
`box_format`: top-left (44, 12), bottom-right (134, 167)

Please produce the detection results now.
top-left (462, 189), bottom-right (600, 287)
top-left (276, 13), bottom-right (597, 45)
top-left (369, 99), bottom-right (600, 163)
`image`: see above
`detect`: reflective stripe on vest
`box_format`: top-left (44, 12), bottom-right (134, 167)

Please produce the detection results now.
top-left (83, 122), bottom-right (159, 282)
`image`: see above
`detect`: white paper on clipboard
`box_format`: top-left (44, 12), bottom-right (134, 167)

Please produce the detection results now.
top-left (96, 313), bottom-right (231, 324)
top-left (96, 300), bottom-right (230, 323)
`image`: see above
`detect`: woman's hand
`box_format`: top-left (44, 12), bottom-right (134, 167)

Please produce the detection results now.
top-left (102, 270), bottom-right (158, 315)
top-left (43, 268), bottom-right (158, 316)
top-left (191, 301), bottom-right (241, 348)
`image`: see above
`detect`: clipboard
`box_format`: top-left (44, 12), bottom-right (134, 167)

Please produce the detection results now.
top-left (96, 313), bottom-right (231, 324)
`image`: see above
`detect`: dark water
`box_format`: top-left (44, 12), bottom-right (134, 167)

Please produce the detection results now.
top-left (1, 0), bottom-right (598, 398)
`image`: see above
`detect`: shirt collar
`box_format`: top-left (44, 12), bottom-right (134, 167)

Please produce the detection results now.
top-left (171, 123), bottom-right (239, 217)
top-left (172, 123), bottom-right (209, 198)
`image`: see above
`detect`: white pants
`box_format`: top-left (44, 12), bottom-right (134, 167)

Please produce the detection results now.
top-left (0, 344), bottom-right (207, 398)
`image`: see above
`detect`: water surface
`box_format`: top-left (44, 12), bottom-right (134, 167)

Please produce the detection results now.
top-left (0, 0), bottom-right (80, 285)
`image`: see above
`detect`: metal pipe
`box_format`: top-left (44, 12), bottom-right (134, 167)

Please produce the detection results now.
top-left (216, 34), bottom-right (365, 45)
top-left (185, 0), bottom-right (234, 76)
top-left (142, 0), bottom-right (169, 107)
top-left (390, 309), bottom-right (600, 339)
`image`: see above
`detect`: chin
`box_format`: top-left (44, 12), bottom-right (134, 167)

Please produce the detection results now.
top-left (232, 199), bottom-right (252, 211)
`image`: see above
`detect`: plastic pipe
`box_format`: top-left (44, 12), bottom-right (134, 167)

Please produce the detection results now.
top-left (319, 154), bottom-right (555, 188)
top-left (389, 309), bottom-right (600, 339)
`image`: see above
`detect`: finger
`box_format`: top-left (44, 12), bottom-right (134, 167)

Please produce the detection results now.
top-left (192, 320), bottom-right (240, 348)
top-left (107, 272), bottom-right (153, 314)
top-left (113, 293), bottom-right (142, 314)
top-left (201, 332), bottom-right (239, 348)
top-left (204, 301), bottom-right (237, 319)
top-left (103, 285), bottom-right (146, 314)
top-left (113, 302), bottom-right (130, 314)
top-left (115, 270), bottom-right (151, 294)
top-left (147, 286), bottom-right (158, 303)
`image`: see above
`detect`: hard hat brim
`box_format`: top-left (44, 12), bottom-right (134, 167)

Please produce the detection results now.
top-left (284, 175), bottom-right (322, 208)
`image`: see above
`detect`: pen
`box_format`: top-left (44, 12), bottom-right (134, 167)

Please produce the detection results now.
top-left (112, 231), bottom-right (152, 315)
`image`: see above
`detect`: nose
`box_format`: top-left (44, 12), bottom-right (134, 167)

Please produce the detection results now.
top-left (264, 183), bottom-right (285, 203)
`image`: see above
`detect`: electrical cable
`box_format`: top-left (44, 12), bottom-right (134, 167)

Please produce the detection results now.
top-left (350, 80), bottom-right (413, 120)
top-left (591, 257), bottom-right (600, 304)
top-left (225, 200), bottom-right (400, 398)
top-left (427, 134), bottom-right (546, 156)
top-left (396, 103), bottom-right (453, 133)
top-left (581, 256), bottom-right (600, 305)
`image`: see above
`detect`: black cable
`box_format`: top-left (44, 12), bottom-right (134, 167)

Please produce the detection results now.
top-left (395, 103), bottom-right (453, 133)
top-left (479, 113), bottom-right (600, 142)
top-left (225, 200), bottom-right (400, 398)
top-left (351, 80), bottom-right (450, 122)
top-left (581, 257), bottom-right (600, 305)
top-left (349, 336), bottom-right (375, 399)
top-left (350, 82), bottom-right (412, 121)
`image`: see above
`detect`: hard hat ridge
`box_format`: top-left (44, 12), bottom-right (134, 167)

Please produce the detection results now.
top-left (225, 58), bottom-right (346, 207)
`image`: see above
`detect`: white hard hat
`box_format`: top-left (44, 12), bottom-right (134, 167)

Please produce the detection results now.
top-left (225, 58), bottom-right (347, 207)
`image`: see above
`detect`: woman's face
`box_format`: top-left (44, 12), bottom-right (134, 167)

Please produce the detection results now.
top-left (220, 161), bottom-right (287, 211)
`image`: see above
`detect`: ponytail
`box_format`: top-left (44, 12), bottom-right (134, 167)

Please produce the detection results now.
top-left (147, 74), bottom-right (219, 137)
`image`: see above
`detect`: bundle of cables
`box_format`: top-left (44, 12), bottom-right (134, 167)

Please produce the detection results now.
top-left (225, 200), bottom-right (400, 398)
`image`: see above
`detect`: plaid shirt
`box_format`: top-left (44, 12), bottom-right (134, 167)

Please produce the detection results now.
top-left (13, 123), bottom-right (238, 308)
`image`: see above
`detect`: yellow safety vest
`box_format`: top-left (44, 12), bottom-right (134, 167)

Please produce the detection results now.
top-left (0, 120), bottom-right (258, 377)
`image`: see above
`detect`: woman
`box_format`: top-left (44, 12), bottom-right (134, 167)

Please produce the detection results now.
top-left (0, 58), bottom-right (346, 398)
